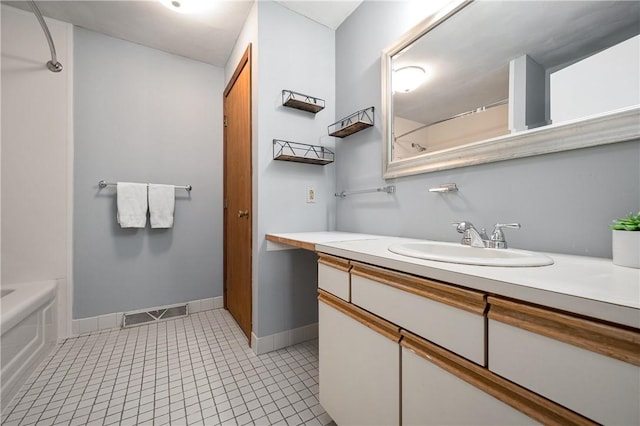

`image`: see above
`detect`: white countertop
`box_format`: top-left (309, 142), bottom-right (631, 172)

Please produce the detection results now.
top-left (313, 236), bottom-right (639, 329)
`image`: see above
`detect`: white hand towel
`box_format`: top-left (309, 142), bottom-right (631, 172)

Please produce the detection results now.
top-left (148, 184), bottom-right (175, 228)
top-left (116, 182), bottom-right (148, 228)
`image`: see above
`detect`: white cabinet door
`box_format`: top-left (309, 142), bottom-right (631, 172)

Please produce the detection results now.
top-left (402, 346), bottom-right (538, 426)
top-left (401, 329), bottom-right (592, 426)
top-left (318, 291), bottom-right (400, 426)
top-left (488, 296), bottom-right (640, 425)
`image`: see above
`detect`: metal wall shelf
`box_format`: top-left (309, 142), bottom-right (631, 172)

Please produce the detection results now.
top-left (328, 106), bottom-right (374, 138)
top-left (282, 90), bottom-right (325, 114)
top-left (273, 139), bottom-right (334, 165)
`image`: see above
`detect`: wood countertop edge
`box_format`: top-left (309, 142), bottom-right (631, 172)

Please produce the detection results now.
top-left (265, 234), bottom-right (316, 251)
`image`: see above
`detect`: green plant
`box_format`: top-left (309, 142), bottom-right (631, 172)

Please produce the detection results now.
top-left (610, 211), bottom-right (640, 231)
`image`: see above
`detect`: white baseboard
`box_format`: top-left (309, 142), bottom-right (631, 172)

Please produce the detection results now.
top-left (71, 296), bottom-right (224, 336)
top-left (251, 323), bottom-right (318, 355)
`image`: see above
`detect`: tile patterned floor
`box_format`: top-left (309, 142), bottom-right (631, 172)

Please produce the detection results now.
top-left (1, 309), bottom-right (333, 426)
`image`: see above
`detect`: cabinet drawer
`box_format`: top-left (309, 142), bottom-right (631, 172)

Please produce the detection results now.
top-left (318, 290), bottom-right (400, 426)
top-left (401, 330), bottom-right (593, 426)
top-left (488, 296), bottom-right (640, 425)
top-left (351, 262), bottom-right (487, 365)
top-left (317, 254), bottom-right (350, 301)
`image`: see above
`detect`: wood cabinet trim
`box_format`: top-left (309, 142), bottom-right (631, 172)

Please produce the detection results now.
top-left (487, 296), bottom-right (640, 366)
top-left (350, 261), bottom-right (486, 315)
top-left (400, 330), bottom-right (596, 426)
top-left (265, 234), bottom-right (315, 251)
top-left (317, 253), bottom-right (351, 272)
top-left (318, 290), bottom-right (401, 342)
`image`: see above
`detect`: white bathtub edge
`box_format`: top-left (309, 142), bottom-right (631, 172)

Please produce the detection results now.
top-left (1, 281), bottom-right (58, 335)
top-left (1, 282), bottom-right (58, 410)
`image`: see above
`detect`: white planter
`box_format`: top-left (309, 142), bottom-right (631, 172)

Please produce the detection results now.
top-left (612, 230), bottom-right (640, 268)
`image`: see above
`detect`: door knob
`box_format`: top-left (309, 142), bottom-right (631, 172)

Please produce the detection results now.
top-left (237, 210), bottom-right (249, 218)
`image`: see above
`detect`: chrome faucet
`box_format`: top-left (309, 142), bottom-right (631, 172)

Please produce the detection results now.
top-left (452, 221), bottom-right (488, 247)
top-left (487, 223), bottom-right (521, 249)
top-left (453, 221), bottom-right (521, 249)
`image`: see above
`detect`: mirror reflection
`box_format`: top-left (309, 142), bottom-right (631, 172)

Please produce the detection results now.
top-left (390, 1), bottom-right (640, 161)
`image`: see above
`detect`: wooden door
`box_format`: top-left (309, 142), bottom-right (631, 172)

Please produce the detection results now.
top-left (223, 45), bottom-right (252, 340)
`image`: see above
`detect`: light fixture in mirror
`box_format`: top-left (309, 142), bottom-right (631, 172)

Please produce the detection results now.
top-left (393, 66), bottom-right (430, 93)
top-left (159, 0), bottom-right (213, 14)
top-left (381, 0), bottom-right (640, 178)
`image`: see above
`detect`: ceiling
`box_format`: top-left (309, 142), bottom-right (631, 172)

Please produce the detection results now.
top-left (2, 0), bottom-right (362, 67)
top-left (276, 1), bottom-right (361, 29)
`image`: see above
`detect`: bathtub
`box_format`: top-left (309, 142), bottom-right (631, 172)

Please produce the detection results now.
top-left (1, 281), bottom-right (57, 409)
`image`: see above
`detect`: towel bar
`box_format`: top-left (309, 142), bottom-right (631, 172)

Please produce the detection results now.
top-left (429, 183), bottom-right (458, 193)
top-left (335, 185), bottom-right (395, 198)
top-left (98, 180), bottom-right (192, 191)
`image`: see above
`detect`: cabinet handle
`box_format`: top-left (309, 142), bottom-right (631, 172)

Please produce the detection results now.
top-left (487, 296), bottom-right (640, 366)
top-left (237, 210), bottom-right (249, 218)
top-left (318, 290), bottom-right (401, 342)
top-left (400, 329), bottom-right (597, 425)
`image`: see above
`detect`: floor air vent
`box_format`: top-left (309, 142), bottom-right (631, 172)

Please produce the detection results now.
top-left (122, 304), bottom-right (188, 328)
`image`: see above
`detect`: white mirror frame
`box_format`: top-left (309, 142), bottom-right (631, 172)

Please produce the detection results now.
top-left (381, 0), bottom-right (640, 179)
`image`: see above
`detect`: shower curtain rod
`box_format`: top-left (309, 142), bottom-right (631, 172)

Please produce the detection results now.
top-left (28, 0), bottom-right (63, 72)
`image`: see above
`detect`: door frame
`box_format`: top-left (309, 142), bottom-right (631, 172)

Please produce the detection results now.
top-left (223, 44), bottom-right (252, 339)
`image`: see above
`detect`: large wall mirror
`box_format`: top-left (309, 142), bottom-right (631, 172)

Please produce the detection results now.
top-left (382, 0), bottom-right (640, 179)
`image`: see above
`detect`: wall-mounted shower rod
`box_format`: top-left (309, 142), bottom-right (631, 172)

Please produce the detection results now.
top-left (394, 99), bottom-right (508, 141)
top-left (98, 181), bottom-right (193, 191)
top-left (28, 0), bottom-right (63, 72)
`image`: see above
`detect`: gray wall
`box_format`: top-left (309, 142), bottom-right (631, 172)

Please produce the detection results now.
top-left (254, 1), bottom-right (336, 337)
top-left (335, 1), bottom-right (640, 258)
top-left (73, 28), bottom-right (224, 319)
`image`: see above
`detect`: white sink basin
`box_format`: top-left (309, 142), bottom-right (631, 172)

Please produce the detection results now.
top-left (388, 241), bottom-right (554, 267)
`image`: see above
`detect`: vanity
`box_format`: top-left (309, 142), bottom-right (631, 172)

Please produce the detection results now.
top-left (266, 232), bottom-right (640, 425)
top-left (263, 0), bottom-right (640, 423)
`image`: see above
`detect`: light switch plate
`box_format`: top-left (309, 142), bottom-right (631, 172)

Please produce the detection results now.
top-left (306, 187), bottom-right (316, 203)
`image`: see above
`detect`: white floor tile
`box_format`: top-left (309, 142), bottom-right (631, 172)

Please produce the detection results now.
top-left (1, 310), bottom-right (331, 426)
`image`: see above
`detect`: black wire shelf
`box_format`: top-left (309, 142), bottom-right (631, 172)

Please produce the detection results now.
top-left (282, 90), bottom-right (325, 114)
top-left (328, 106), bottom-right (374, 138)
top-left (273, 139), bottom-right (334, 165)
